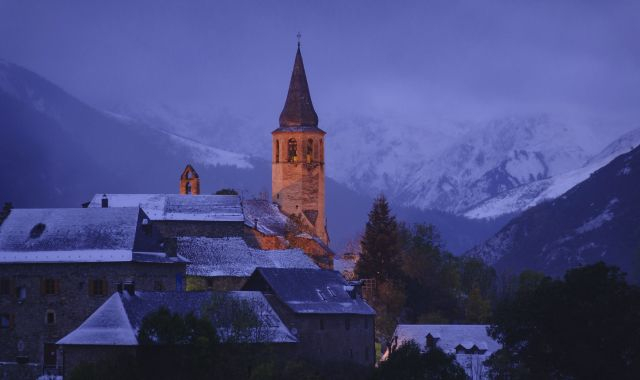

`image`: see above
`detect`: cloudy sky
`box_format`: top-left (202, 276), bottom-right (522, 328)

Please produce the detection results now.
top-left (1, 0), bottom-right (639, 136)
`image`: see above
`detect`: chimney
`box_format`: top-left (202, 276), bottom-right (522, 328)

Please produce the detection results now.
top-left (345, 280), bottom-right (363, 299)
top-left (101, 194), bottom-right (109, 208)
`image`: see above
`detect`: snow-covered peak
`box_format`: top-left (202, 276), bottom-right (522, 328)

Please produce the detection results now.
top-left (464, 127), bottom-right (640, 219)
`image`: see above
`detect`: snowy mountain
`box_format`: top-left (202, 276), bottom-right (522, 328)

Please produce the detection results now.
top-left (0, 59), bottom-right (261, 208)
top-left (466, 144), bottom-right (640, 283)
top-left (0, 60), bottom-right (507, 254)
top-left (328, 115), bottom-right (594, 214)
top-left (127, 103), bottom-right (611, 220)
top-left (464, 128), bottom-right (640, 219)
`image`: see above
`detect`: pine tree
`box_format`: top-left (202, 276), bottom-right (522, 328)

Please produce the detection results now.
top-left (355, 195), bottom-right (401, 285)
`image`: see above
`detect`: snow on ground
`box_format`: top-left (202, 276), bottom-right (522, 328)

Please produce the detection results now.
top-left (575, 199), bottom-right (618, 234)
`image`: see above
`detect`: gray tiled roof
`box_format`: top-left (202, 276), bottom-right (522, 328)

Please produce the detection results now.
top-left (247, 268), bottom-right (375, 315)
top-left (0, 208), bottom-right (140, 251)
top-left (242, 199), bottom-right (288, 236)
top-left (178, 237), bottom-right (317, 277)
top-left (0, 207), bottom-right (171, 263)
top-left (58, 291), bottom-right (296, 346)
top-left (88, 194), bottom-right (244, 222)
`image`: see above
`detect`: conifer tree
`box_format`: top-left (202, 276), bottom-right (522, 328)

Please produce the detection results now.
top-left (355, 195), bottom-right (401, 285)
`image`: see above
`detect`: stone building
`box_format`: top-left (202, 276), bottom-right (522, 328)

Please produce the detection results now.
top-left (0, 207), bottom-right (187, 378)
top-left (88, 193), bottom-right (245, 239)
top-left (272, 44), bottom-right (329, 245)
top-left (57, 290), bottom-right (296, 377)
top-left (382, 324), bottom-right (502, 380)
top-left (243, 199), bottom-right (334, 269)
top-left (176, 236), bottom-right (318, 291)
top-left (243, 268), bottom-right (375, 366)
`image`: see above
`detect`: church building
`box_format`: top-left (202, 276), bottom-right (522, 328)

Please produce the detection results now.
top-left (272, 43), bottom-right (329, 245)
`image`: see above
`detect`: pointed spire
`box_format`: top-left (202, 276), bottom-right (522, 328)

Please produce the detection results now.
top-left (279, 43), bottom-right (319, 129)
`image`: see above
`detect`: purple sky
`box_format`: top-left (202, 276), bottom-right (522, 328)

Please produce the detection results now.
top-left (1, 0), bottom-right (639, 133)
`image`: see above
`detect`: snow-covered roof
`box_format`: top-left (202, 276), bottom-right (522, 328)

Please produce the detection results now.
top-left (242, 199), bottom-right (289, 236)
top-left (88, 194), bottom-right (244, 222)
top-left (0, 208), bottom-right (170, 263)
top-left (245, 268), bottom-right (375, 315)
top-left (58, 291), bottom-right (296, 346)
top-left (390, 325), bottom-right (501, 356)
top-left (57, 293), bottom-right (138, 346)
top-left (177, 237), bottom-right (317, 277)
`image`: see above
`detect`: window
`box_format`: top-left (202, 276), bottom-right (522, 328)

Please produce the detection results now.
top-left (16, 286), bottom-right (26, 302)
top-left (42, 279), bottom-right (59, 295)
top-left (89, 279), bottom-right (106, 296)
top-left (287, 138), bottom-right (297, 162)
top-left (176, 274), bottom-right (183, 291)
top-left (154, 280), bottom-right (164, 291)
top-left (0, 313), bottom-right (13, 329)
top-left (142, 218), bottom-right (152, 236)
top-left (275, 140), bottom-right (280, 163)
top-left (185, 181), bottom-right (192, 194)
top-left (30, 223), bottom-right (46, 238)
top-left (45, 310), bottom-right (56, 325)
top-left (319, 318), bottom-right (325, 330)
top-left (306, 139), bottom-right (313, 163)
top-left (0, 278), bottom-right (10, 295)
top-left (206, 278), bottom-right (214, 290)
top-left (345, 318), bottom-right (351, 331)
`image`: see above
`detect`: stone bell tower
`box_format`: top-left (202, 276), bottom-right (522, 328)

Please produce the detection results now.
top-left (272, 42), bottom-right (329, 244)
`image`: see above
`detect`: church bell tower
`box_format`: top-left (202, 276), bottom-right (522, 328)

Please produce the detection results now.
top-left (272, 42), bottom-right (329, 244)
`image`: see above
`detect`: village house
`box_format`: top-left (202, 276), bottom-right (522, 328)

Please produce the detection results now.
top-left (87, 192), bottom-right (245, 239)
top-left (243, 268), bottom-right (376, 366)
top-left (177, 236), bottom-right (318, 291)
top-left (0, 207), bottom-right (187, 378)
top-left (56, 289), bottom-right (296, 376)
top-left (383, 324), bottom-right (502, 380)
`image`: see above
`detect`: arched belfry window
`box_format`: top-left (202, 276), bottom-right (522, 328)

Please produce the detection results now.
top-left (306, 139), bottom-right (313, 163)
top-left (275, 140), bottom-right (280, 163)
top-left (287, 138), bottom-right (297, 162)
top-left (185, 182), bottom-right (192, 195)
top-left (314, 141), bottom-right (319, 161)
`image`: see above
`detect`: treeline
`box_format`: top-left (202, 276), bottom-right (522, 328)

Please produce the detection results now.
top-left (354, 195), bottom-right (496, 337)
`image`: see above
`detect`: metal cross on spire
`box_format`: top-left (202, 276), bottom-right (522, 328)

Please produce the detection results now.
top-left (297, 32), bottom-right (301, 47)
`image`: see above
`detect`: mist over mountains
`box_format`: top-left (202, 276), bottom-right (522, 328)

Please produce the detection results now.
top-left (0, 60), bottom-right (510, 254)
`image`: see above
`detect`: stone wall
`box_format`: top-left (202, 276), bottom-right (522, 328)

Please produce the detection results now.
top-left (62, 345), bottom-right (136, 377)
top-left (186, 276), bottom-right (247, 291)
top-left (154, 220), bottom-right (244, 239)
top-left (0, 261), bottom-right (185, 375)
top-left (246, 227), bottom-right (333, 270)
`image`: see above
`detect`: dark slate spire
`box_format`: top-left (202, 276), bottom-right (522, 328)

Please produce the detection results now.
top-left (279, 45), bottom-right (319, 128)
